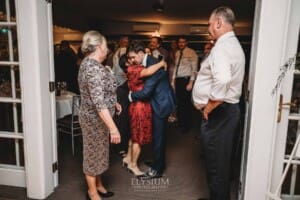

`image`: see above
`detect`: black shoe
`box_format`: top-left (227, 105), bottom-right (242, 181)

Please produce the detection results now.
top-left (118, 150), bottom-right (127, 158)
top-left (86, 192), bottom-right (101, 200)
top-left (98, 191), bottom-right (114, 198)
top-left (143, 168), bottom-right (162, 179)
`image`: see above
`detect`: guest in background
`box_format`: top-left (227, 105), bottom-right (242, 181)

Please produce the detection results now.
top-left (78, 31), bottom-right (121, 200)
top-left (112, 36), bottom-right (131, 158)
top-left (149, 36), bottom-right (169, 62)
top-left (198, 42), bottom-right (214, 71)
top-left (55, 40), bottom-right (79, 94)
top-left (103, 42), bottom-right (116, 68)
top-left (168, 40), bottom-right (178, 83)
top-left (171, 36), bottom-right (198, 133)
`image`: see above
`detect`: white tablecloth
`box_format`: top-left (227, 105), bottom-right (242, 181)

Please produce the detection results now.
top-left (56, 91), bottom-right (76, 119)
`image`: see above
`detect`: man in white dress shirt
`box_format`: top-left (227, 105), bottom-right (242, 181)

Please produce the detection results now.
top-left (192, 6), bottom-right (245, 200)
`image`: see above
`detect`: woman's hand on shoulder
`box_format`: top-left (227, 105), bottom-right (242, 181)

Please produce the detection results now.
top-left (115, 102), bottom-right (122, 115)
top-left (160, 60), bottom-right (167, 71)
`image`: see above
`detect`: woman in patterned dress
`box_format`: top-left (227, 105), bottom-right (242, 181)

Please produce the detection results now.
top-left (78, 31), bottom-right (121, 200)
top-left (119, 55), bottom-right (166, 177)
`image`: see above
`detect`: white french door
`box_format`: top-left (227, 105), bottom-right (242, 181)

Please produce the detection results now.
top-left (0, 0), bottom-right (58, 199)
top-left (268, 0), bottom-right (300, 199)
top-left (240, 0), bottom-right (300, 200)
top-left (0, 0), bottom-right (25, 187)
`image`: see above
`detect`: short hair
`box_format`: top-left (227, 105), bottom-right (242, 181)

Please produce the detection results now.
top-left (120, 36), bottom-right (129, 42)
top-left (60, 40), bottom-right (70, 50)
top-left (81, 30), bottom-right (107, 54)
top-left (177, 35), bottom-right (187, 42)
top-left (211, 6), bottom-right (235, 27)
top-left (152, 36), bottom-right (162, 45)
top-left (128, 40), bottom-right (145, 54)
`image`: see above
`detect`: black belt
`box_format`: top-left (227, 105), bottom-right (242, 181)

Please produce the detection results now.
top-left (176, 76), bottom-right (190, 79)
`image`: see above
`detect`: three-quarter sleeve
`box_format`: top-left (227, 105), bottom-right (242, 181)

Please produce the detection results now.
top-left (86, 66), bottom-right (108, 112)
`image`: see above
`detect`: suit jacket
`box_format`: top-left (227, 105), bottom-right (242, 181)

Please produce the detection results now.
top-left (131, 56), bottom-right (176, 118)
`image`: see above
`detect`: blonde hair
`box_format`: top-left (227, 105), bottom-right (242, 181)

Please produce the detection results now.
top-left (81, 30), bottom-right (107, 54)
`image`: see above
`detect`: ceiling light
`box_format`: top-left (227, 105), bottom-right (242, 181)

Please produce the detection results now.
top-left (153, 0), bottom-right (164, 12)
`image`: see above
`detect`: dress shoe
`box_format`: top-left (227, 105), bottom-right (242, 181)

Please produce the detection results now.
top-left (122, 157), bottom-right (130, 168)
top-left (143, 168), bottom-right (162, 179)
top-left (97, 190), bottom-right (114, 198)
top-left (118, 150), bottom-right (127, 158)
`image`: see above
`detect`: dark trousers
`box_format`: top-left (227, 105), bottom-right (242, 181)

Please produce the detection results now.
top-left (151, 113), bottom-right (168, 174)
top-left (200, 103), bottom-right (240, 200)
top-left (113, 82), bottom-right (130, 153)
top-left (175, 77), bottom-right (193, 131)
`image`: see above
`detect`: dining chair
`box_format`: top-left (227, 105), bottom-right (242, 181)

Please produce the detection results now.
top-left (57, 95), bottom-right (81, 155)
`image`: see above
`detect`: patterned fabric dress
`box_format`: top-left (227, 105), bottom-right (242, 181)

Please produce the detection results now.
top-left (127, 65), bottom-right (152, 145)
top-left (78, 57), bottom-right (117, 176)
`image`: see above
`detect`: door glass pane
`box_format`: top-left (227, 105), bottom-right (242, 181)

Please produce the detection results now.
top-left (282, 30), bottom-right (300, 197)
top-left (0, 0), bottom-right (24, 169)
top-left (0, 0), bottom-right (16, 22)
top-left (0, 27), bottom-right (19, 61)
top-left (282, 164), bottom-right (300, 195)
top-left (0, 102), bottom-right (14, 132)
top-left (0, 138), bottom-right (16, 165)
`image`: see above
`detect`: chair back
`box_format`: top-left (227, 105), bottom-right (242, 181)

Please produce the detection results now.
top-left (72, 95), bottom-right (80, 117)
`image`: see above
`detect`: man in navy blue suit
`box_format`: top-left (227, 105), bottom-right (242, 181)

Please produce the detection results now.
top-left (128, 40), bottom-right (176, 179)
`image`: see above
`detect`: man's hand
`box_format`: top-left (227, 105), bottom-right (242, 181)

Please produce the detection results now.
top-left (186, 81), bottom-right (194, 91)
top-left (203, 99), bottom-right (223, 120)
top-left (171, 79), bottom-right (175, 91)
top-left (115, 102), bottom-right (122, 115)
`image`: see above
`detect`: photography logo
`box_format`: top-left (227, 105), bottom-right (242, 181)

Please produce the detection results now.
top-left (131, 177), bottom-right (170, 192)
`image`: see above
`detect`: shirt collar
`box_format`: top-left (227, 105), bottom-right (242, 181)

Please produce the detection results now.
top-left (142, 54), bottom-right (148, 66)
top-left (215, 31), bottom-right (235, 44)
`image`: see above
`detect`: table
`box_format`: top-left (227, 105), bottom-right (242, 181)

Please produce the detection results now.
top-left (55, 91), bottom-right (76, 119)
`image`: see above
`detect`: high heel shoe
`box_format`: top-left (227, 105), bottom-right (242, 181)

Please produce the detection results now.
top-left (97, 190), bottom-right (114, 198)
top-left (127, 164), bottom-right (146, 179)
top-left (122, 157), bottom-right (129, 167)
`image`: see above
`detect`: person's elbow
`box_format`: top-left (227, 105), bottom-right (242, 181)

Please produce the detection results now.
top-left (132, 88), bottom-right (153, 101)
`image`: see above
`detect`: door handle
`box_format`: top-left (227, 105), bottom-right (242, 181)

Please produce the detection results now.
top-left (277, 94), bottom-right (297, 123)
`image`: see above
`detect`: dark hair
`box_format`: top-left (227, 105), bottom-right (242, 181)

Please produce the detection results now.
top-left (177, 35), bottom-right (187, 42)
top-left (128, 40), bottom-right (145, 54)
top-left (152, 36), bottom-right (162, 45)
top-left (212, 6), bottom-right (235, 27)
top-left (119, 54), bottom-right (128, 73)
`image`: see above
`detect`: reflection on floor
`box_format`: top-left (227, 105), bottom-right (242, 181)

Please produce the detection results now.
top-left (0, 113), bottom-right (241, 200)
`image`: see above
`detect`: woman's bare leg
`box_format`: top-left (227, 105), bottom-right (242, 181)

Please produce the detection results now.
top-left (86, 175), bottom-right (101, 200)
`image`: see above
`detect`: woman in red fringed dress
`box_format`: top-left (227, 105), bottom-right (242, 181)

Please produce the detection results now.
top-left (120, 57), bottom-right (166, 177)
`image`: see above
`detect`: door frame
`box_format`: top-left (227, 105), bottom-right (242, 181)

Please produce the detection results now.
top-left (240, 0), bottom-right (300, 199)
top-left (15, 0), bottom-right (58, 198)
top-left (10, 0), bottom-right (299, 199)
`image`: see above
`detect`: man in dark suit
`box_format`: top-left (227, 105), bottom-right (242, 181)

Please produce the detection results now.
top-left (128, 40), bottom-right (176, 179)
